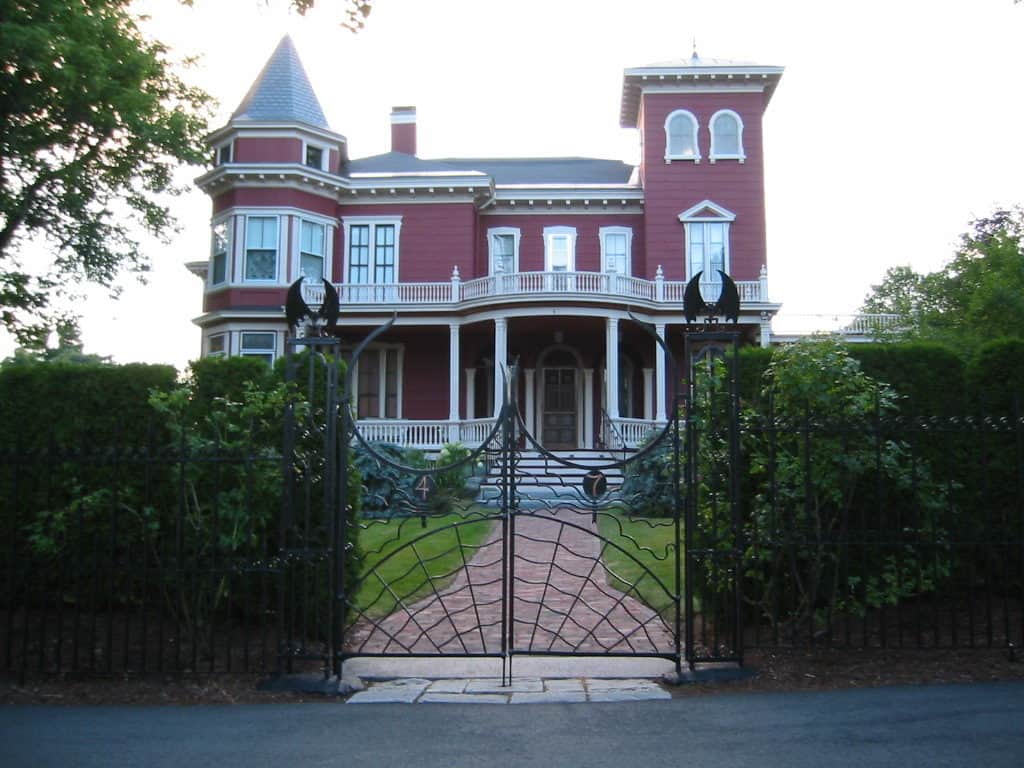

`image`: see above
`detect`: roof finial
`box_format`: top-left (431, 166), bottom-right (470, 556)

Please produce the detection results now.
top-left (691, 37), bottom-right (699, 63)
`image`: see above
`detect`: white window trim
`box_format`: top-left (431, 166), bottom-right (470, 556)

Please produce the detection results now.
top-left (303, 141), bottom-right (329, 171)
top-left (543, 225), bottom-right (577, 272)
top-left (292, 215), bottom-right (335, 282)
top-left (215, 141), bottom-right (232, 165)
top-left (242, 214), bottom-right (283, 284)
top-left (350, 343), bottom-right (405, 419)
top-left (342, 216), bottom-right (403, 284)
top-left (679, 200), bottom-right (735, 282)
top-left (709, 109), bottom-right (746, 163)
top-left (206, 332), bottom-right (228, 358)
top-left (239, 330), bottom-right (279, 364)
top-left (209, 216), bottom-right (231, 287)
top-left (598, 226), bottom-right (633, 276)
top-left (664, 109), bottom-right (701, 163)
top-left (487, 227), bottom-right (521, 275)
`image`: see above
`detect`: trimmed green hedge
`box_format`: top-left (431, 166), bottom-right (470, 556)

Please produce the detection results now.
top-left (966, 338), bottom-right (1024, 413)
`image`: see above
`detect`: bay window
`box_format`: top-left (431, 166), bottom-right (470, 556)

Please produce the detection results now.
top-left (244, 216), bottom-right (279, 282)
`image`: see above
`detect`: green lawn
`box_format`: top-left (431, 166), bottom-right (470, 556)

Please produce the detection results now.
top-left (596, 511), bottom-right (682, 616)
top-left (351, 509), bottom-right (496, 619)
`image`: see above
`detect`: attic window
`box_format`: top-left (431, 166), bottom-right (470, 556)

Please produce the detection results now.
top-left (216, 142), bottom-right (232, 165)
top-left (305, 145), bottom-right (325, 170)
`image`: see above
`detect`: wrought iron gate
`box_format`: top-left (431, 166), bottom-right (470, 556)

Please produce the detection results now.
top-left (278, 317), bottom-right (746, 681)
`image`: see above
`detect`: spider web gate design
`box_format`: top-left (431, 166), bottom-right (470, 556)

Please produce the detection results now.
top-left (277, 319), bottom-right (746, 682)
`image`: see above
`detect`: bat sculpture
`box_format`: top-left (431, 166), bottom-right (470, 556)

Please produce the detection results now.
top-left (683, 270), bottom-right (740, 324)
top-left (285, 277), bottom-right (340, 334)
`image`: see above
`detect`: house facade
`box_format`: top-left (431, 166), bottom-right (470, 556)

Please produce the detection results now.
top-left (189, 37), bottom-right (783, 451)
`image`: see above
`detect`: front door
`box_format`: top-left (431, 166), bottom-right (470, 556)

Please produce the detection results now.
top-left (542, 367), bottom-right (576, 449)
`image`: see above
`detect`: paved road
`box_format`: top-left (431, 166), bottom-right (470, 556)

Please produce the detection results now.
top-left (3, 682), bottom-right (1022, 767)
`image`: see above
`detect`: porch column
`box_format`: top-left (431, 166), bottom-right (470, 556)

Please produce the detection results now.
top-left (605, 317), bottom-right (619, 420)
top-left (464, 367), bottom-right (476, 420)
top-left (642, 367), bottom-right (654, 421)
top-left (449, 323), bottom-right (460, 443)
top-left (524, 368), bottom-right (536, 436)
top-left (655, 323), bottom-right (667, 422)
top-left (583, 368), bottom-right (595, 449)
top-left (493, 317), bottom-right (507, 417)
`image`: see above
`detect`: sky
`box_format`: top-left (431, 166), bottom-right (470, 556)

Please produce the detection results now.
top-left (3, 0), bottom-right (1022, 367)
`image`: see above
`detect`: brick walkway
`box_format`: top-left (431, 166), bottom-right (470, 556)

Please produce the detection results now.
top-left (346, 509), bottom-right (676, 656)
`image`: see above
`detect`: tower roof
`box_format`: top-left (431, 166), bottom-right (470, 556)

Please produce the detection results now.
top-left (230, 35), bottom-right (329, 129)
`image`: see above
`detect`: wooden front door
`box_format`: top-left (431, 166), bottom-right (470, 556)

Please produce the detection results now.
top-left (542, 367), bottom-right (577, 449)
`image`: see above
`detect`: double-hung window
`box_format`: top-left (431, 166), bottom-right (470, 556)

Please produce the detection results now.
top-left (678, 200), bottom-right (735, 299)
top-left (240, 332), bottom-right (277, 365)
top-left (299, 220), bottom-right (326, 280)
top-left (664, 110), bottom-right (701, 162)
top-left (543, 226), bottom-right (577, 290)
top-left (599, 226), bottom-right (632, 294)
top-left (211, 221), bottom-right (228, 285)
top-left (488, 228), bottom-right (519, 275)
top-left (244, 216), bottom-right (279, 282)
top-left (344, 217), bottom-right (401, 301)
top-left (709, 110), bottom-right (745, 162)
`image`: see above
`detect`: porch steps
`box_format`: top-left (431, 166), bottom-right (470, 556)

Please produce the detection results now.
top-left (477, 450), bottom-right (631, 510)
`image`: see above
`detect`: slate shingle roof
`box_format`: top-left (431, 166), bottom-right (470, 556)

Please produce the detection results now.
top-left (345, 154), bottom-right (635, 185)
top-left (231, 36), bottom-right (329, 130)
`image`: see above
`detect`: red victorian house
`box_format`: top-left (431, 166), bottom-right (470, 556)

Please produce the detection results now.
top-left (189, 36), bottom-right (783, 451)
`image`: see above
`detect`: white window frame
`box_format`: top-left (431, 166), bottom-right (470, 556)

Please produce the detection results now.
top-left (215, 141), bottom-right (232, 166)
top-left (342, 216), bottom-right (402, 285)
top-left (243, 215), bottom-right (281, 283)
top-left (678, 200), bottom-right (736, 287)
top-left (599, 226), bottom-right (633, 276)
top-left (709, 109), bottom-right (746, 163)
top-left (210, 218), bottom-right (230, 286)
top-left (239, 331), bottom-right (278, 365)
top-left (664, 109), bottom-right (701, 163)
top-left (206, 333), bottom-right (227, 358)
top-left (349, 344), bottom-right (404, 419)
top-left (487, 227), bottom-right (520, 275)
top-left (296, 217), bottom-right (332, 282)
top-left (543, 226), bottom-right (577, 273)
top-left (303, 141), bottom-right (328, 171)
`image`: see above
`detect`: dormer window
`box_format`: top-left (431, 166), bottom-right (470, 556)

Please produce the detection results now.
top-left (305, 144), bottom-right (326, 170)
top-left (710, 110), bottom-right (745, 162)
top-left (664, 110), bottom-right (700, 162)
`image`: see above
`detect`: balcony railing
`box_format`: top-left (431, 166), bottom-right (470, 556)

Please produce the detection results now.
top-left (302, 268), bottom-right (769, 309)
top-left (771, 313), bottom-right (906, 341)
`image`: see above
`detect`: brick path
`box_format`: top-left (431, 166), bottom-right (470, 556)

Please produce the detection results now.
top-left (346, 509), bottom-right (676, 655)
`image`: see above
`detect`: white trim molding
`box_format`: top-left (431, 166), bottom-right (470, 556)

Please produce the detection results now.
top-left (709, 109), bottom-right (746, 163)
top-left (679, 200), bottom-right (734, 284)
top-left (677, 199), bottom-right (736, 222)
top-left (664, 109), bottom-right (701, 163)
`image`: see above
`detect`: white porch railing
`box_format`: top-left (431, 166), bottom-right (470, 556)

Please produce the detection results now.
top-left (356, 419), bottom-right (498, 449)
top-left (771, 313), bottom-right (906, 341)
top-left (302, 269), bottom-right (769, 309)
top-left (607, 418), bottom-right (665, 449)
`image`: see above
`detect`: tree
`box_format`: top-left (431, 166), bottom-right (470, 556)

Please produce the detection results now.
top-left (860, 208), bottom-right (1024, 347)
top-left (0, 0), bottom-right (211, 347)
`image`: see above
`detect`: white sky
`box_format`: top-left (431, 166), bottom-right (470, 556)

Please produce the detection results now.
top-left (3, 0), bottom-right (1022, 367)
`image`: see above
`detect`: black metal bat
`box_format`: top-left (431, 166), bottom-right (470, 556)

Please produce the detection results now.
top-left (285, 276), bottom-right (340, 333)
top-left (683, 270), bottom-right (740, 324)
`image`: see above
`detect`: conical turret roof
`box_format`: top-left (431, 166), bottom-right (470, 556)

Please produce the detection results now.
top-left (231, 35), bottom-right (329, 129)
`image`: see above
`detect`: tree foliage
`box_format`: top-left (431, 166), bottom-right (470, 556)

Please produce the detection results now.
top-left (861, 208), bottom-right (1024, 347)
top-left (0, 0), bottom-right (211, 346)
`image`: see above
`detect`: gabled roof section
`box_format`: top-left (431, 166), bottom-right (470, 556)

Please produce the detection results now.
top-left (620, 53), bottom-right (784, 128)
top-left (231, 35), bottom-right (329, 130)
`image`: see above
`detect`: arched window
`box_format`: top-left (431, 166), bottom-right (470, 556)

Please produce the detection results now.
top-left (664, 110), bottom-right (700, 162)
top-left (710, 109), bottom-right (745, 162)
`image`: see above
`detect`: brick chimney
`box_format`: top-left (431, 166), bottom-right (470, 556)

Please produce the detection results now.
top-left (390, 106), bottom-right (417, 155)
